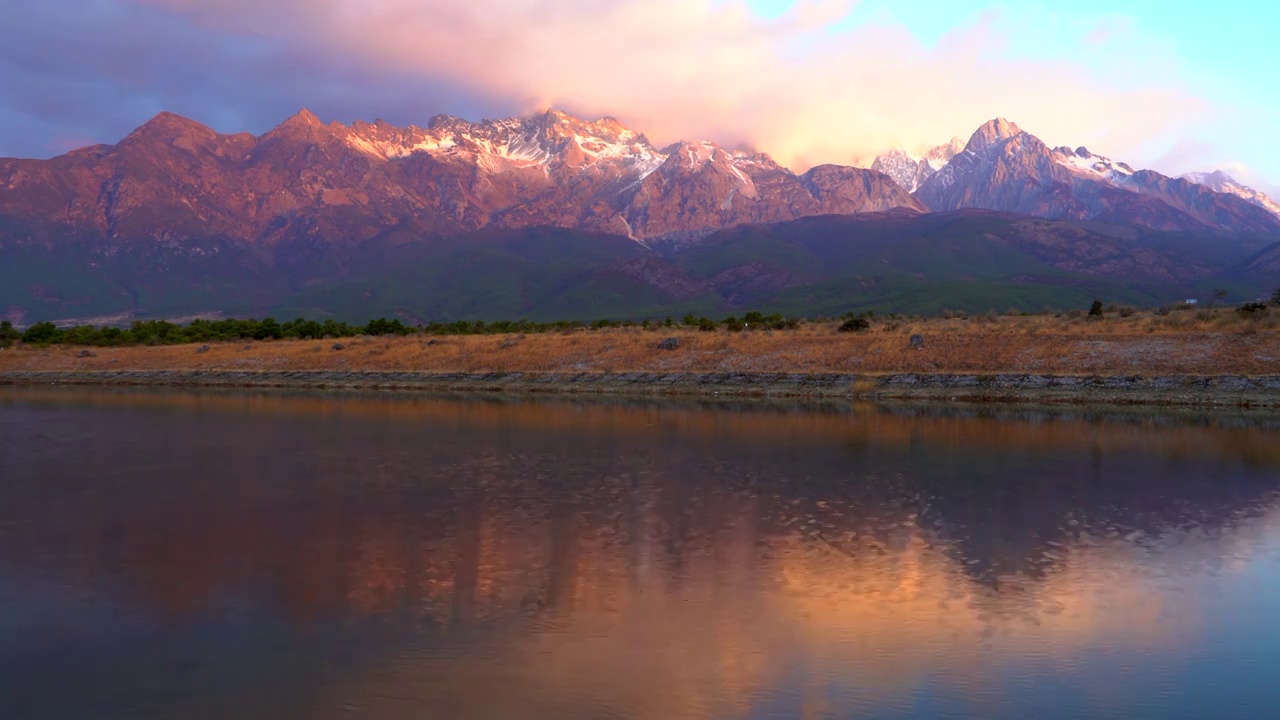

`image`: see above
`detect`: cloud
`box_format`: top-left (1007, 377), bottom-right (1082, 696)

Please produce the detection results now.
top-left (0, 0), bottom-right (1246, 185)
top-left (131, 0), bottom-right (1209, 169)
top-left (0, 1), bottom-right (503, 157)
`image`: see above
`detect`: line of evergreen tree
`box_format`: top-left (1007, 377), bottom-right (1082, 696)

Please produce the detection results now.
top-left (0, 312), bottom-right (804, 348)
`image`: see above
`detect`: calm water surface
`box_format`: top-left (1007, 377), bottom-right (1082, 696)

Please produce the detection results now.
top-left (1, 389), bottom-right (1279, 719)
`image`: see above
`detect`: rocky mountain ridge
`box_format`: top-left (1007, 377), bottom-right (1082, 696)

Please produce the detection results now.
top-left (0, 108), bottom-right (923, 249)
top-left (910, 119), bottom-right (1280, 233)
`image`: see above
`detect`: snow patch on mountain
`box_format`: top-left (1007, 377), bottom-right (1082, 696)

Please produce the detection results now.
top-left (1052, 146), bottom-right (1135, 184)
top-left (340, 111), bottom-right (667, 180)
top-left (870, 138), bottom-right (965, 192)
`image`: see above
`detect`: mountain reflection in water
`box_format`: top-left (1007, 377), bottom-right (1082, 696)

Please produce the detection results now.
top-left (1, 390), bottom-right (1278, 720)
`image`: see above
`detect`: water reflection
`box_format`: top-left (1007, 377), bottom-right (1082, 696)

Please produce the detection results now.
top-left (1, 390), bottom-right (1278, 719)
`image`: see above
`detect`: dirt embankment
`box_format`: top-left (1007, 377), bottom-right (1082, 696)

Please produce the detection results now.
top-left (1, 315), bottom-right (1278, 406)
top-left (2, 369), bottom-right (1279, 407)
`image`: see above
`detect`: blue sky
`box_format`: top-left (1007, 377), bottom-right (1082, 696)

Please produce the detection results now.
top-left (747, 0), bottom-right (1279, 187)
top-left (1, 0), bottom-right (1276, 193)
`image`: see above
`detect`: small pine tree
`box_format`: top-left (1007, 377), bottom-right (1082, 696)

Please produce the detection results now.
top-left (1088, 300), bottom-right (1104, 317)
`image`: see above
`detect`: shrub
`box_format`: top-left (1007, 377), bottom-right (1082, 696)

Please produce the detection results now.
top-left (366, 316), bottom-right (409, 333)
top-left (1237, 302), bottom-right (1269, 318)
top-left (838, 317), bottom-right (870, 333)
top-left (0, 320), bottom-right (21, 346)
top-left (1118, 306), bottom-right (1137, 318)
top-left (1271, 288), bottom-right (1280, 306)
top-left (1088, 300), bottom-right (1104, 317)
top-left (21, 321), bottom-right (61, 345)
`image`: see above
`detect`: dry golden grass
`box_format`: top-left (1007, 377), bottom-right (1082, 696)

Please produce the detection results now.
top-left (2, 309), bottom-right (1277, 376)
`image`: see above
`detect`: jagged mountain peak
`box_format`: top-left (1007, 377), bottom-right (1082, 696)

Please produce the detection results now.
top-left (258, 108), bottom-right (338, 144)
top-left (1181, 170), bottom-right (1280, 218)
top-left (915, 118), bottom-right (1280, 233)
top-left (1050, 145), bottom-right (1135, 181)
top-left (335, 109), bottom-right (663, 176)
top-left (966, 118), bottom-right (1024, 151)
top-left (285, 108), bottom-right (322, 126)
top-left (871, 137), bottom-right (966, 193)
top-left (1183, 169), bottom-right (1237, 185)
top-left (426, 114), bottom-right (468, 131)
top-left (124, 111), bottom-right (216, 143)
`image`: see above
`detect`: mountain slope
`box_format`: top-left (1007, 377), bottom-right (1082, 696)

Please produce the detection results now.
top-left (3, 211), bottom-right (1270, 324)
top-left (669, 210), bottom-right (1274, 315)
top-left (915, 119), bottom-right (1280, 234)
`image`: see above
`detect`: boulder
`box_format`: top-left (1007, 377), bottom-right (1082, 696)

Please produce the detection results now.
top-left (910, 334), bottom-right (925, 350)
top-left (657, 337), bottom-right (682, 351)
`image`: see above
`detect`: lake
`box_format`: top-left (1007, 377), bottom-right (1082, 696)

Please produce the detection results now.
top-left (1, 389), bottom-right (1279, 719)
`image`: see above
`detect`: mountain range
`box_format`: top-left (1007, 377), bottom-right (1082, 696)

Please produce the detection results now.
top-left (1, 109), bottom-right (1276, 323)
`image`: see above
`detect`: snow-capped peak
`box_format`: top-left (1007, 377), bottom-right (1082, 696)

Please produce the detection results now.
top-left (339, 110), bottom-right (667, 179)
top-left (1051, 146), bottom-right (1135, 183)
top-left (871, 139), bottom-right (965, 193)
top-left (651, 140), bottom-right (760, 197)
top-left (923, 137), bottom-right (966, 171)
top-left (1181, 170), bottom-right (1280, 218)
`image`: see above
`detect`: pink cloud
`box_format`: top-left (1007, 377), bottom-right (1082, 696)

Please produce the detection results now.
top-left (142, 0), bottom-right (1211, 174)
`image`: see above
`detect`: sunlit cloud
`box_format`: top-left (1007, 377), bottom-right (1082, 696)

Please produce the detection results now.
top-left (135, 0), bottom-right (1208, 172)
top-left (3, 0), bottom-right (1261, 184)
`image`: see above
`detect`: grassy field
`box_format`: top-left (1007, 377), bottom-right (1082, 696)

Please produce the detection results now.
top-left (2, 307), bottom-right (1276, 377)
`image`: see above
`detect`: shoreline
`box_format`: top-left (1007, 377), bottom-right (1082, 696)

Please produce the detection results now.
top-left (4, 370), bottom-right (1280, 408)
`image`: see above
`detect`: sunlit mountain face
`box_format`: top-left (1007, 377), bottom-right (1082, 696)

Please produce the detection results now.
top-left (2, 393), bottom-right (1278, 719)
top-left (4, 109), bottom-right (1278, 324)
